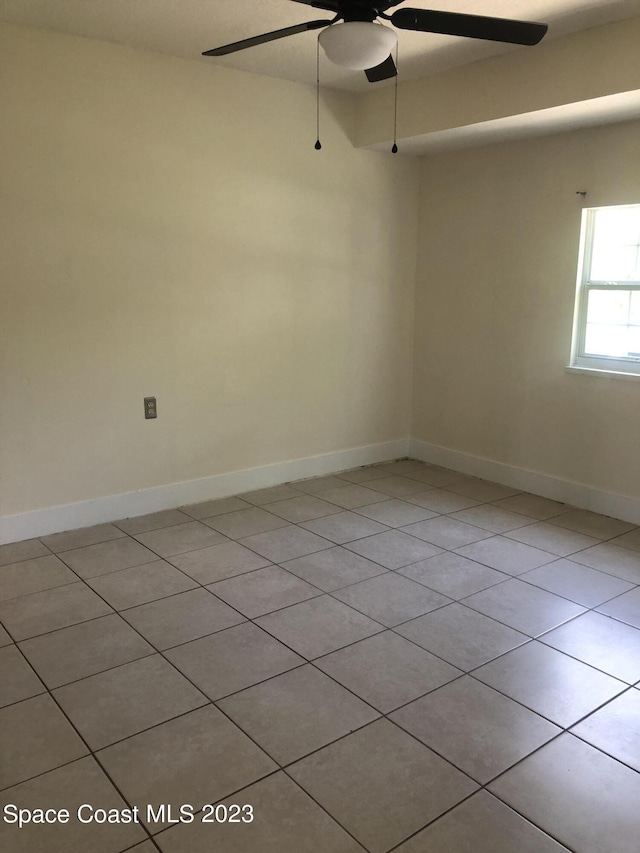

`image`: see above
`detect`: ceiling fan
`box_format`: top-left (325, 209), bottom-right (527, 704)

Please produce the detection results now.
top-left (203, 1), bottom-right (548, 83)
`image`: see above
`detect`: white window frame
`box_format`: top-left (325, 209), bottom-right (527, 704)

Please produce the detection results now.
top-left (569, 203), bottom-right (640, 377)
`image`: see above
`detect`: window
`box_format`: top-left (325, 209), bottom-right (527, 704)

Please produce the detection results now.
top-left (571, 203), bottom-right (640, 376)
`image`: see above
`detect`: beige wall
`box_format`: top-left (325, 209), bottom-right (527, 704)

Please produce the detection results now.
top-left (3, 20), bottom-right (639, 522)
top-left (0, 23), bottom-right (418, 516)
top-left (413, 119), bottom-right (640, 500)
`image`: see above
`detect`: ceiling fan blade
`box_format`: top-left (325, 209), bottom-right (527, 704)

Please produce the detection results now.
top-left (288, 0), bottom-right (339, 10)
top-left (391, 8), bottom-right (548, 46)
top-left (203, 20), bottom-right (332, 56)
top-left (365, 54), bottom-right (397, 83)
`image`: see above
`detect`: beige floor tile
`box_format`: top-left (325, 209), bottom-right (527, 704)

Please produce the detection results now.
top-left (609, 527), bottom-right (640, 553)
top-left (181, 496), bottom-right (251, 518)
top-left (202, 507), bottom-right (289, 539)
top-left (548, 509), bottom-right (636, 540)
top-left (113, 509), bottom-right (192, 535)
top-left (0, 644), bottom-right (45, 707)
top-left (463, 578), bottom-right (585, 637)
top-left (19, 614), bottom-right (153, 688)
top-left (265, 495), bottom-right (342, 523)
top-left (449, 505), bottom-right (535, 534)
top-left (0, 555), bottom-right (76, 601)
top-left (255, 595), bottom-right (383, 659)
top-left (0, 694), bottom-right (88, 789)
top-left (344, 529), bottom-right (443, 570)
top-left (406, 488), bottom-right (482, 513)
top-left (281, 547), bottom-right (388, 592)
top-left (395, 603), bottom-right (528, 671)
top-left (60, 538), bottom-right (158, 579)
top-left (456, 536), bottom-right (557, 575)
top-left (505, 521), bottom-right (600, 557)
top-left (239, 484), bottom-right (305, 505)
top-left (155, 772), bottom-right (364, 853)
top-left (293, 476), bottom-right (351, 495)
top-left (289, 719), bottom-right (478, 853)
top-left (239, 526), bottom-right (332, 563)
top-left (391, 676), bottom-right (560, 783)
top-left (98, 705), bottom-right (276, 832)
top-left (571, 688), bottom-right (640, 772)
top-left (40, 523), bottom-right (126, 553)
top-left (300, 511), bottom-right (389, 544)
top-left (86, 560), bottom-right (197, 610)
top-left (54, 655), bottom-right (207, 749)
top-left (399, 552), bottom-right (508, 599)
top-left (597, 586), bottom-right (640, 629)
top-left (316, 631), bottom-right (461, 713)
top-left (6, 474), bottom-right (639, 853)
top-left (122, 588), bottom-right (245, 650)
top-left (375, 460), bottom-right (428, 475)
top-left (474, 641), bottom-right (626, 727)
top-left (448, 480), bottom-right (520, 502)
top-left (0, 757), bottom-right (146, 852)
top-left (569, 542), bottom-right (640, 583)
top-left (491, 493), bottom-right (571, 521)
top-left (333, 572), bottom-right (451, 628)
top-left (208, 565), bottom-right (321, 618)
top-left (338, 465), bottom-right (396, 483)
top-left (0, 538), bottom-right (49, 567)
top-left (489, 734), bottom-right (640, 853)
top-left (169, 541), bottom-right (271, 584)
top-left (540, 611), bottom-right (640, 684)
top-left (402, 517), bottom-right (493, 550)
top-left (314, 483), bottom-right (385, 509)
top-left (395, 790), bottom-right (569, 852)
top-left (133, 521), bottom-right (227, 557)
top-left (354, 499), bottom-right (437, 527)
top-left (165, 622), bottom-right (303, 700)
top-left (219, 665), bottom-right (379, 765)
top-left (405, 468), bottom-right (469, 488)
top-left (522, 559), bottom-right (634, 607)
top-left (0, 581), bottom-right (112, 640)
top-left (365, 475), bottom-right (428, 498)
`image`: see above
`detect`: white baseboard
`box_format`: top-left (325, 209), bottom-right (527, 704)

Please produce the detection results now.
top-left (6, 435), bottom-right (638, 545)
top-left (409, 439), bottom-right (640, 526)
top-left (0, 439), bottom-right (411, 545)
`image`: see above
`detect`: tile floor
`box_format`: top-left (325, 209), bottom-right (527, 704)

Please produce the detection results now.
top-left (1, 459), bottom-right (640, 852)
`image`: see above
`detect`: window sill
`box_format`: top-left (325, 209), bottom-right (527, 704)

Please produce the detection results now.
top-left (566, 365), bottom-right (640, 381)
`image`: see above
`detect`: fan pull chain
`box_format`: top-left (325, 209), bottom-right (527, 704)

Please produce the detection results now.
top-left (315, 37), bottom-right (322, 150)
top-left (392, 42), bottom-right (399, 154)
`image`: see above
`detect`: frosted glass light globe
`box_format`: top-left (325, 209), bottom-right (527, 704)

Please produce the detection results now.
top-left (319, 22), bottom-right (397, 71)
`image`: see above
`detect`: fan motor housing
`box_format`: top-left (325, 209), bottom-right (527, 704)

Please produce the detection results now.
top-left (340, 1), bottom-right (378, 23)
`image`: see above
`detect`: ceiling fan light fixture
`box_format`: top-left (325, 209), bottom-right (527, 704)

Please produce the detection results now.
top-left (318, 21), bottom-right (397, 71)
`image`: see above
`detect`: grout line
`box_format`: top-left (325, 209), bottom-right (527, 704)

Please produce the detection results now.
top-left (1, 640), bottom-right (156, 697)
top-left (149, 767), bottom-right (284, 841)
top-left (279, 768), bottom-right (371, 852)
top-left (1, 643), bottom-right (159, 847)
top-left (0, 753), bottom-right (90, 795)
top-left (39, 532), bottom-right (128, 556)
top-left (112, 511), bottom-right (195, 535)
top-left (384, 774), bottom-right (577, 853)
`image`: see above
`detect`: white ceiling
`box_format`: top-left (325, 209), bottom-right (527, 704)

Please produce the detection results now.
top-left (1, 0), bottom-right (640, 92)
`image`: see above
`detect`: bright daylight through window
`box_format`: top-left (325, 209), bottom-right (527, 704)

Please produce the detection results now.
top-left (571, 203), bottom-right (640, 375)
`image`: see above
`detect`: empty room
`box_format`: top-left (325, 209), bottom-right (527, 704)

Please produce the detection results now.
top-left (1, 1), bottom-right (640, 851)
